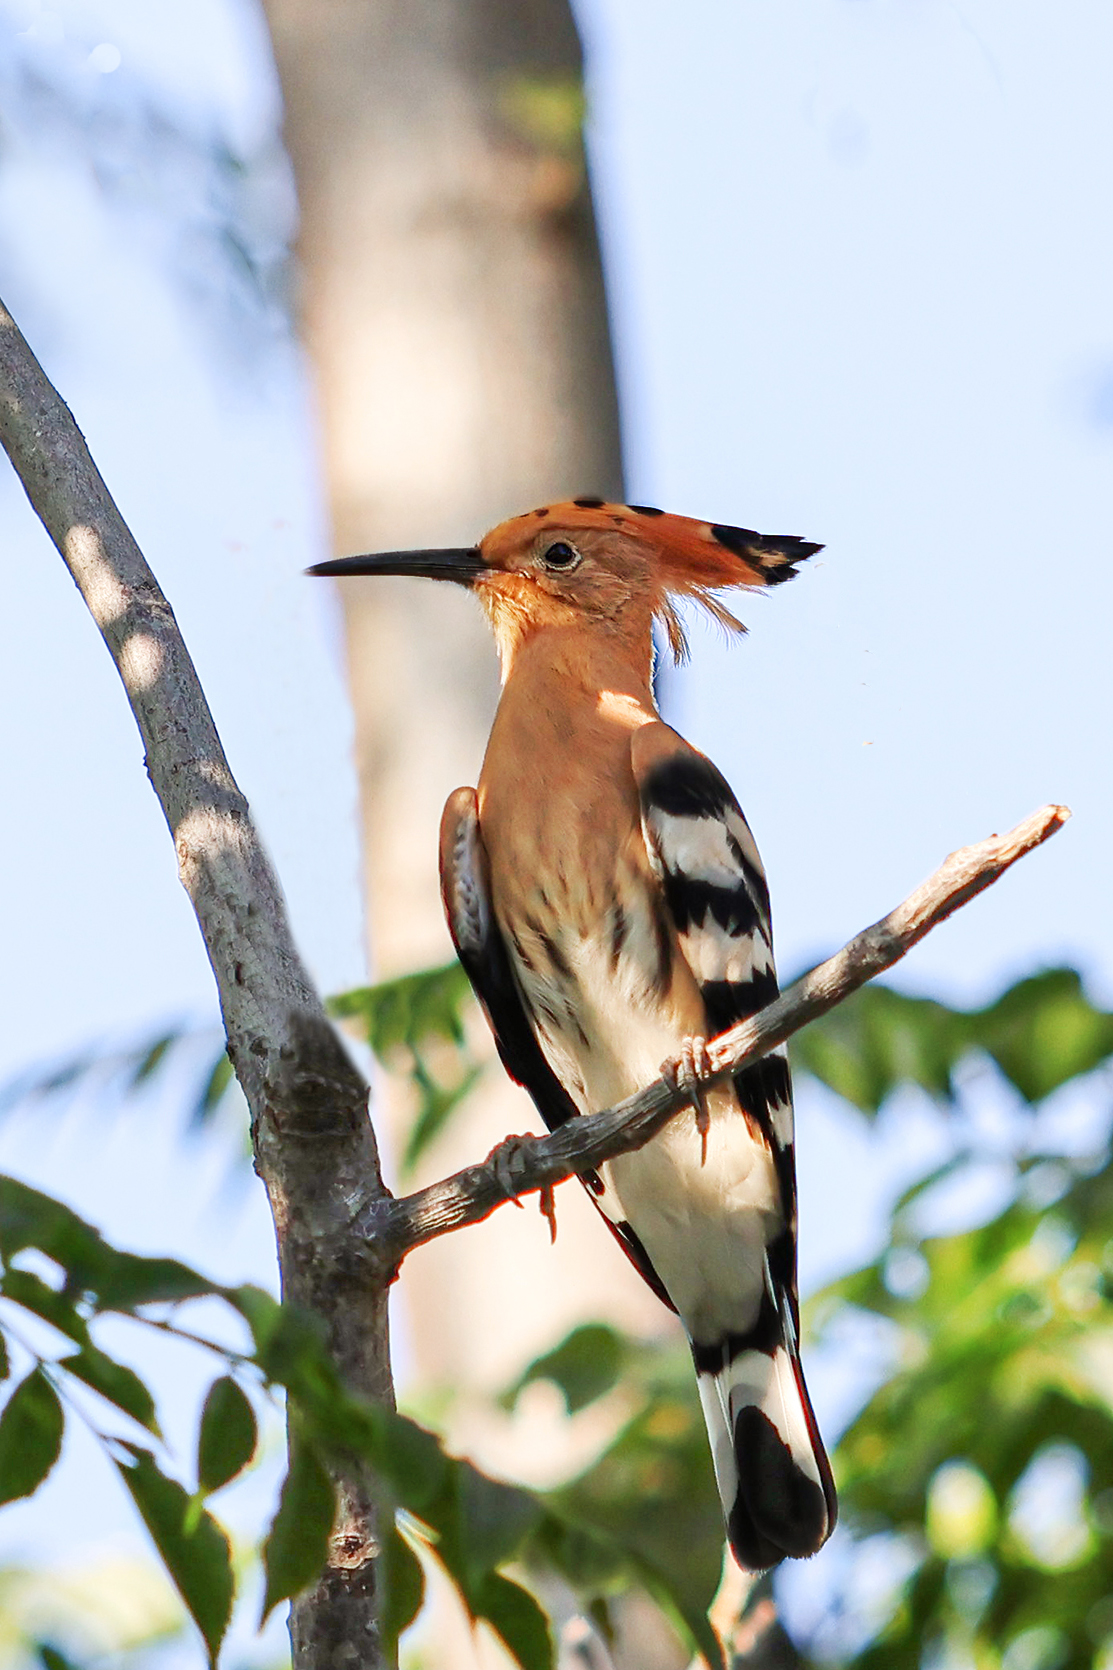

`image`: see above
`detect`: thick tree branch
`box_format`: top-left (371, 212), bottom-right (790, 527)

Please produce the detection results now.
top-left (0, 299), bottom-right (390, 1666)
top-left (376, 802), bottom-right (1069, 1260)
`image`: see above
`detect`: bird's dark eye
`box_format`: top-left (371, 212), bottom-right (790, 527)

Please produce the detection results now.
top-left (542, 540), bottom-right (582, 571)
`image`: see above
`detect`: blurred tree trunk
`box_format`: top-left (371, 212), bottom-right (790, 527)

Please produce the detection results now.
top-left (259, 2), bottom-right (684, 1665)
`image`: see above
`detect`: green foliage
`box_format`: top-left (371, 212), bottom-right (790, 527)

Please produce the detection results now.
top-left (0, 1368), bottom-right (64, 1504)
top-left (0, 1175), bottom-right (214, 1309)
top-left (37, 1646), bottom-right (83, 1670)
top-left (502, 1322), bottom-right (631, 1417)
top-left (6, 961), bottom-right (1113, 1667)
top-left (792, 966), bottom-right (1113, 1114)
top-left (0, 1027), bottom-right (241, 1136)
top-left (260, 1432), bottom-right (335, 1623)
top-left (328, 961), bottom-right (483, 1173)
top-left (0, 1175), bottom-right (724, 1670)
top-left (812, 1154), bottom-right (1113, 1668)
top-left (0, 962), bottom-right (482, 1180)
top-left (783, 966), bottom-right (1113, 1668)
top-left (196, 1376), bottom-right (256, 1494)
top-left (496, 967), bottom-right (1113, 1669)
top-left (379, 1523), bottom-right (425, 1656)
top-left (505, 1322), bottom-right (726, 1667)
top-left (60, 1343), bottom-right (159, 1434)
top-left (114, 1443), bottom-right (234, 1667)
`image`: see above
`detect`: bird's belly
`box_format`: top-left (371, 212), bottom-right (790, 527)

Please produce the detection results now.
top-left (606, 1103), bottom-right (780, 1339)
top-left (521, 935), bottom-right (682, 1101)
top-left (516, 933), bottom-right (782, 1341)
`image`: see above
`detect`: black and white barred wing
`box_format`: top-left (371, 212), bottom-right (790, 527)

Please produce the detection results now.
top-left (631, 723), bottom-right (836, 1568)
top-left (632, 724), bottom-right (794, 1162)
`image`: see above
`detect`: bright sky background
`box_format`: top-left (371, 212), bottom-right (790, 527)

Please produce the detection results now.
top-left (0, 0), bottom-right (1109, 1660)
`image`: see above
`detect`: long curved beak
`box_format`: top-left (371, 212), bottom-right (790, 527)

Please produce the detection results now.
top-left (307, 548), bottom-right (485, 586)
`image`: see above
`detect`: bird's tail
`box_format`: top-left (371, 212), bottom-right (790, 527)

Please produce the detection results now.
top-left (694, 1307), bottom-right (837, 1571)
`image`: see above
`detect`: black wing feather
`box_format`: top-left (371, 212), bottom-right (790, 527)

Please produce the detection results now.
top-left (636, 747), bottom-right (798, 1233)
top-left (439, 788), bottom-right (579, 1132)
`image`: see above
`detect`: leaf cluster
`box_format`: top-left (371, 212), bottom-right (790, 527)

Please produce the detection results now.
top-left (809, 1150), bottom-right (1113, 1669)
top-left (0, 1176), bottom-right (722, 1670)
top-left (6, 962), bottom-right (1113, 1668)
top-left (328, 961), bottom-right (482, 1173)
top-left (792, 967), bottom-right (1113, 1114)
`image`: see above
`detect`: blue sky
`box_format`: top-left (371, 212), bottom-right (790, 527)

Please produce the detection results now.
top-left (0, 0), bottom-right (1109, 1657)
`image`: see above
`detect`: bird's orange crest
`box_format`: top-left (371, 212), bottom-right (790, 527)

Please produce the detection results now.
top-left (481, 498), bottom-right (822, 660)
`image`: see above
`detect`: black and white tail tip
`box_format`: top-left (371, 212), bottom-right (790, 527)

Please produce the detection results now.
top-left (694, 1311), bottom-right (837, 1569)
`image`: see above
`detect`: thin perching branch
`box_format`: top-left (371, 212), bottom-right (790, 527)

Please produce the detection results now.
top-left (0, 298), bottom-right (390, 1668)
top-left (376, 802), bottom-right (1069, 1260)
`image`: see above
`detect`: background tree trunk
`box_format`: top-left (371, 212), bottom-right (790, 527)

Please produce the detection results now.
top-left (259, 2), bottom-right (684, 1663)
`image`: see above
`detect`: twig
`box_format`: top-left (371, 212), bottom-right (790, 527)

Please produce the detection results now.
top-left (377, 803), bottom-right (1069, 1259)
top-left (0, 297), bottom-right (390, 1662)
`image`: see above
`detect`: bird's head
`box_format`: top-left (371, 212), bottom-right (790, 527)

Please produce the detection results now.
top-left (309, 499), bottom-right (821, 663)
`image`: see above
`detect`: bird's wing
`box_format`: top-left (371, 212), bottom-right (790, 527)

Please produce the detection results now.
top-left (439, 788), bottom-right (676, 1307)
top-left (631, 721), bottom-right (795, 1234)
top-left (439, 787), bottom-right (580, 1132)
top-left (632, 722), bottom-right (835, 1567)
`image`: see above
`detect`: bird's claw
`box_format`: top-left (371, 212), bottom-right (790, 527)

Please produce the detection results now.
top-left (662, 1036), bottom-right (713, 1163)
top-left (486, 1136), bottom-right (558, 1237)
top-left (538, 1184), bottom-right (558, 1243)
top-left (488, 1134), bottom-right (531, 1206)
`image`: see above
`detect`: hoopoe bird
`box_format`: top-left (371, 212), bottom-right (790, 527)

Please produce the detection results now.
top-left (311, 499), bottom-right (836, 1570)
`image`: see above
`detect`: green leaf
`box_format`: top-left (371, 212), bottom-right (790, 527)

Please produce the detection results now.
top-left (1, 1268), bottom-right (90, 1343)
top-left (93, 1251), bottom-right (217, 1311)
top-left (632, 1553), bottom-right (726, 1670)
top-left (261, 1436), bottom-right (335, 1623)
top-left (59, 1344), bottom-right (159, 1434)
top-left (450, 1462), bottom-right (544, 1595)
top-left (197, 1376), bottom-right (257, 1493)
top-left (0, 1333), bottom-right (8, 1382)
top-left (0, 1176), bottom-right (216, 1312)
top-left (973, 967), bottom-right (1113, 1103)
top-left (191, 1050), bottom-right (235, 1129)
top-left (401, 1063), bottom-right (483, 1173)
top-left (226, 1282), bottom-right (281, 1346)
top-left (503, 1323), bottom-right (628, 1415)
top-left (0, 1177), bottom-right (107, 1274)
top-left (328, 964), bottom-right (480, 1172)
top-left (328, 962), bottom-right (472, 1055)
top-left (114, 1443), bottom-right (233, 1665)
top-left (371, 1409), bottom-right (450, 1512)
top-left (36, 1645), bottom-right (84, 1670)
top-left (379, 1522), bottom-right (426, 1654)
top-left (472, 1571), bottom-right (553, 1670)
top-left (0, 1368), bottom-right (64, 1504)
top-left (127, 1033), bottom-right (176, 1089)
top-left (545, 1357), bottom-right (721, 1622)
top-left (792, 985), bottom-right (967, 1115)
top-left (527, 1509), bottom-right (627, 1593)
top-left (791, 967), bottom-right (1113, 1117)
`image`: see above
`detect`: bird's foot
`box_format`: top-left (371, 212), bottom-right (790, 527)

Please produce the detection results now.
top-left (538, 1184), bottom-right (558, 1244)
top-left (487, 1134), bottom-right (532, 1207)
top-left (661, 1036), bottom-right (713, 1164)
